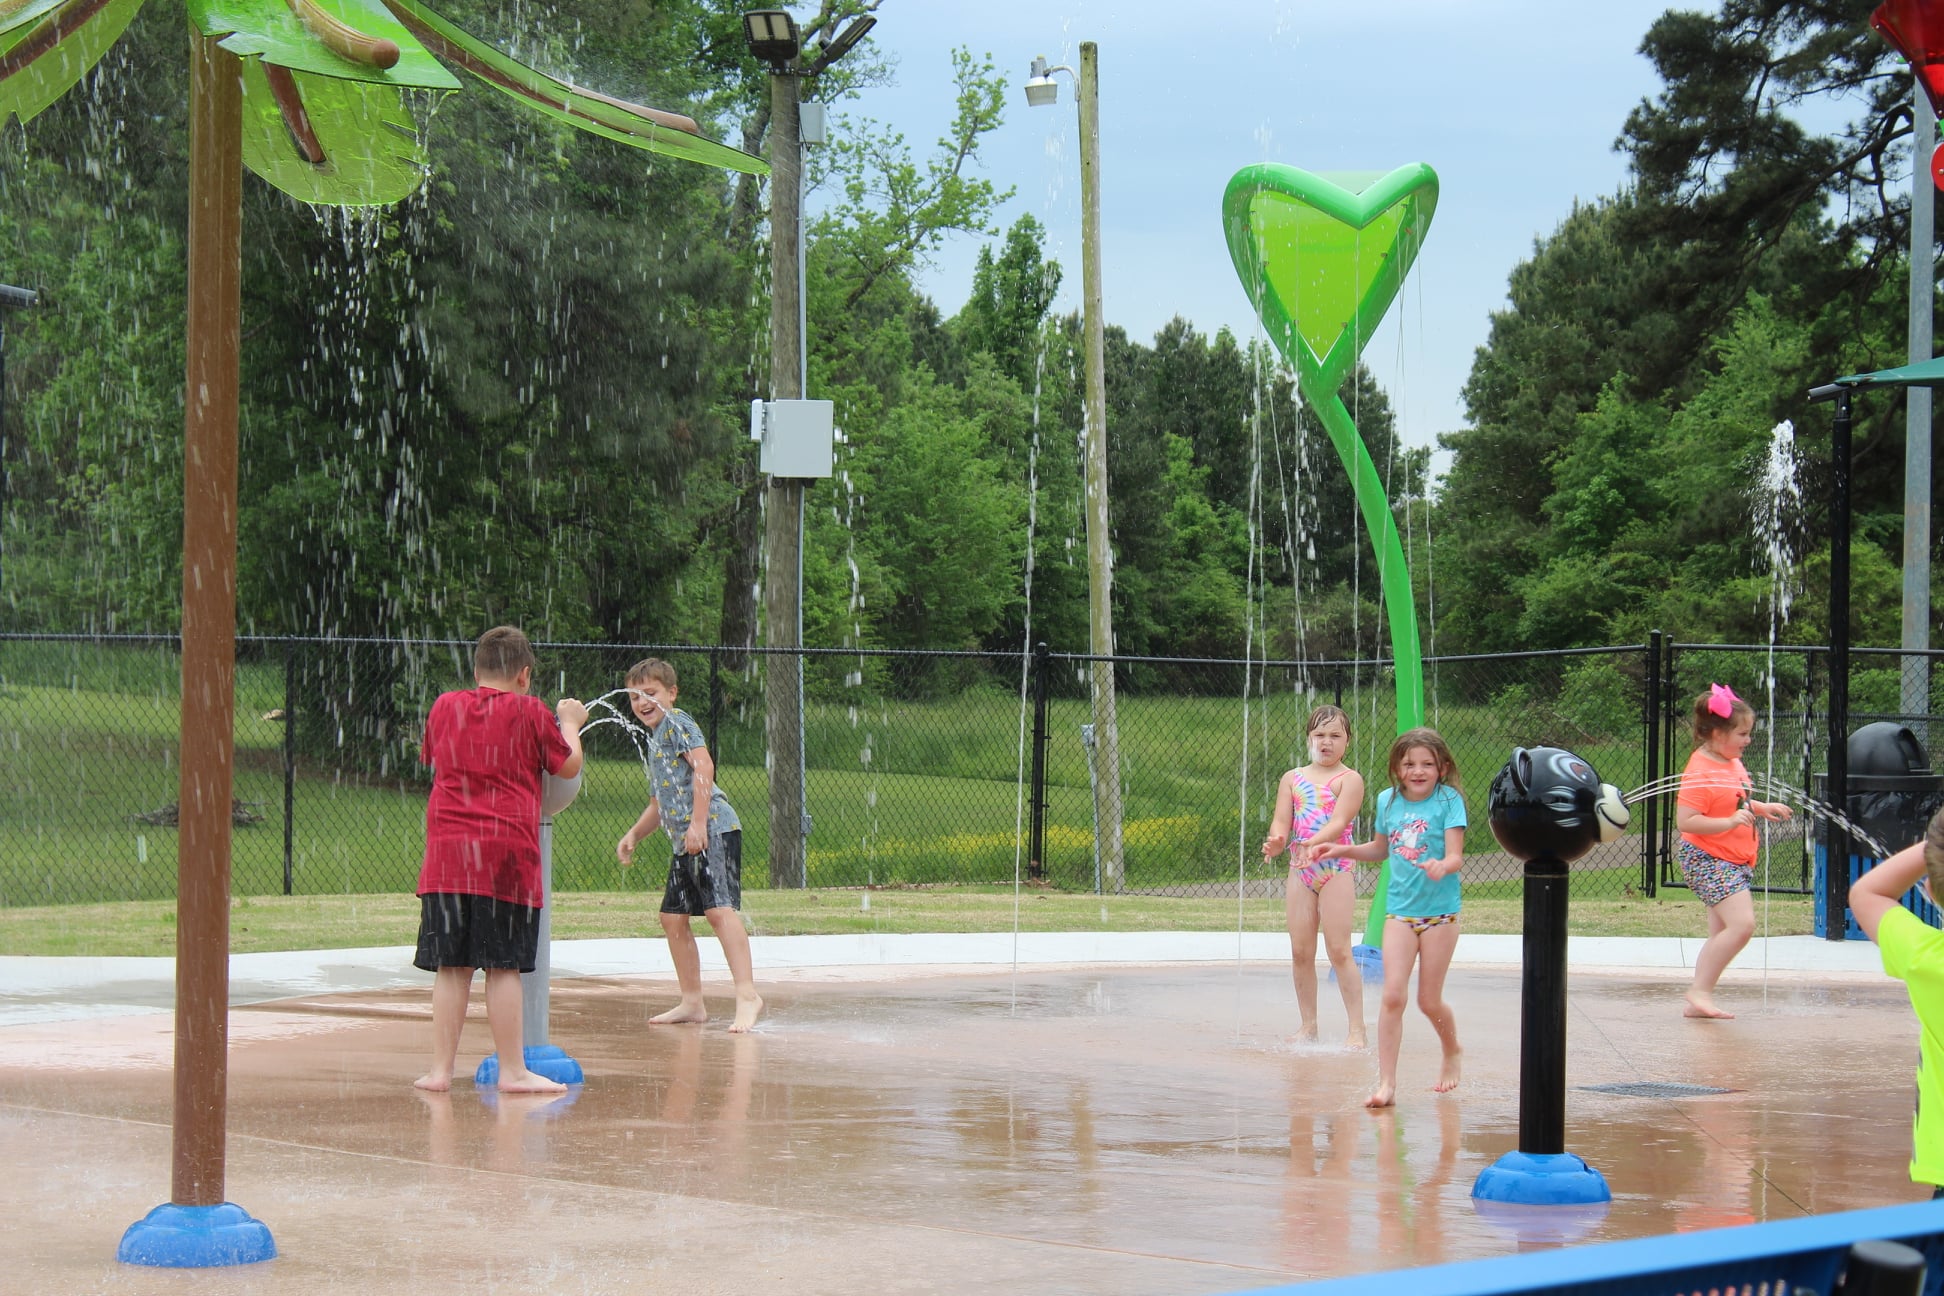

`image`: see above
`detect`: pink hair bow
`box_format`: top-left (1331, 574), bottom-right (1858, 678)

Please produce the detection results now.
top-left (1707, 683), bottom-right (1741, 718)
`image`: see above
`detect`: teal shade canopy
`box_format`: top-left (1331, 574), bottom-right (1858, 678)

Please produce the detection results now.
top-left (1829, 354), bottom-right (1944, 390)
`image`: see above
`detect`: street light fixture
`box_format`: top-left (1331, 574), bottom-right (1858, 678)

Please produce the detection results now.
top-left (815, 15), bottom-right (876, 71)
top-left (1023, 55), bottom-right (1062, 107)
top-left (1024, 43), bottom-right (1123, 892)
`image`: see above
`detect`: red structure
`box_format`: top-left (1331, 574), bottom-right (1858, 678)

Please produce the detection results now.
top-left (1874, 0), bottom-right (1944, 186)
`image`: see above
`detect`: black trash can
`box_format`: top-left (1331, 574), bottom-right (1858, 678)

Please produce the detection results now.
top-left (1814, 722), bottom-right (1944, 939)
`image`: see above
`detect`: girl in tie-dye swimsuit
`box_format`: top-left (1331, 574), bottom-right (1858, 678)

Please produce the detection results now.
top-left (1262, 706), bottom-right (1366, 1048)
top-left (1291, 777), bottom-right (1356, 893)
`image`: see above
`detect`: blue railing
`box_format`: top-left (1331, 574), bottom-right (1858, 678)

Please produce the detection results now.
top-left (1230, 1199), bottom-right (1944, 1296)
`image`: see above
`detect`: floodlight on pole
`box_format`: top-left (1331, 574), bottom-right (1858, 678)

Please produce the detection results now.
top-left (742, 9), bottom-right (800, 71)
top-left (747, 7), bottom-right (875, 887)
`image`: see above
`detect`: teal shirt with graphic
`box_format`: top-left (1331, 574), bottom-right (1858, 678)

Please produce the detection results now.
top-left (646, 708), bottom-right (740, 840)
top-left (1377, 784), bottom-right (1467, 918)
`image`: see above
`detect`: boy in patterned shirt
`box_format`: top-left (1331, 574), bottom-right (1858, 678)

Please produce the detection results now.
top-left (616, 657), bottom-right (762, 1031)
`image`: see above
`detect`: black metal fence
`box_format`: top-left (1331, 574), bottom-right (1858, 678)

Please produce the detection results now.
top-left (3, 632), bottom-right (1938, 909)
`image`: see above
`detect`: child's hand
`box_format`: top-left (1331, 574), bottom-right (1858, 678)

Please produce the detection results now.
top-left (1308, 842), bottom-right (1341, 863)
top-left (557, 697), bottom-right (588, 728)
top-left (616, 831), bottom-right (639, 868)
top-left (1261, 831), bottom-right (1289, 861)
top-left (1755, 801), bottom-right (1794, 823)
top-left (681, 822), bottom-right (708, 856)
top-left (1423, 858), bottom-right (1453, 881)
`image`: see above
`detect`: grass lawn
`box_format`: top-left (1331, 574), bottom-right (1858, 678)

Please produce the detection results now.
top-left (0, 884), bottom-right (1817, 957)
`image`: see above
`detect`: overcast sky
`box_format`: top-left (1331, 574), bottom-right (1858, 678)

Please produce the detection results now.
top-left (808, 0), bottom-right (1683, 472)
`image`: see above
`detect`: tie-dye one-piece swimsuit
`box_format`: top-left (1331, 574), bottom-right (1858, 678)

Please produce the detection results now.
top-left (1290, 774), bottom-right (1354, 893)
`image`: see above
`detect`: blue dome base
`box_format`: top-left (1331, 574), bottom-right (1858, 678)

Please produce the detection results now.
top-left (1472, 1151), bottom-right (1612, 1205)
top-left (1351, 943), bottom-right (1385, 982)
top-left (119, 1202), bottom-right (276, 1267)
top-left (474, 1043), bottom-right (584, 1087)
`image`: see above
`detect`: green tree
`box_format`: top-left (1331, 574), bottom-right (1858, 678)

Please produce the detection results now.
top-left (956, 213), bottom-right (1061, 392)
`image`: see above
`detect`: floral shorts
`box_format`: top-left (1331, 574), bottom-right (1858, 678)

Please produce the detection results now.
top-left (1292, 855), bottom-right (1350, 894)
top-left (1679, 840), bottom-right (1753, 908)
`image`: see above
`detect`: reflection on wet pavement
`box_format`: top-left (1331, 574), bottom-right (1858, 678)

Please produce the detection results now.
top-left (0, 964), bottom-right (1926, 1294)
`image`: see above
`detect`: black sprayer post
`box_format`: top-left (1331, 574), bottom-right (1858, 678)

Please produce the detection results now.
top-left (1474, 746), bottom-right (1625, 1207)
top-left (1519, 846), bottom-right (1569, 1155)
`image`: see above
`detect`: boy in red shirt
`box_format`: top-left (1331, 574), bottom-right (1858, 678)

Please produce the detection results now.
top-left (414, 626), bottom-right (587, 1092)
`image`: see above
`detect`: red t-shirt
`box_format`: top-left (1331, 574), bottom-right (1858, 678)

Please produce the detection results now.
top-left (417, 687), bottom-right (573, 906)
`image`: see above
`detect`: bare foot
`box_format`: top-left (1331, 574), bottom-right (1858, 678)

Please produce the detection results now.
top-left (729, 992), bottom-right (765, 1034)
top-left (1344, 1029), bottom-right (1367, 1052)
top-left (1364, 1082), bottom-right (1396, 1109)
top-left (649, 1003), bottom-right (708, 1025)
top-left (1433, 1050), bottom-right (1463, 1093)
top-left (1683, 996), bottom-right (1734, 1020)
top-left (1295, 1020), bottom-right (1320, 1043)
top-left (497, 1070), bottom-right (568, 1094)
top-left (413, 1072), bottom-right (452, 1092)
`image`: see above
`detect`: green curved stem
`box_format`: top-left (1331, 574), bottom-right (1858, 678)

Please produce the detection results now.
top-left (1307, 389), bottom-right (1424, 946)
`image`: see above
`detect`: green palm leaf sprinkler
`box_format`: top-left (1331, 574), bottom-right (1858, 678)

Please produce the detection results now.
top-left (4, 0), bottom-right (767, 1269)
top-left (1222, 162), bottom-right (1437, 952)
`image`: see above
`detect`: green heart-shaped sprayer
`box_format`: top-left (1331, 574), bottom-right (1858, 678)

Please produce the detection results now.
top-left (1221, 163), bottom-right (1438, 396)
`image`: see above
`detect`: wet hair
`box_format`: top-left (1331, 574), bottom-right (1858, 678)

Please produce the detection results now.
top-left (1306, 705), bottom-right (1351, 741)
top-left (1388, 726), bottom-right (1460, 792)
top-left (1925, 808), bottom-right (1944, 903)
top-left (1690, 690), bottom-right (1755, 746)
top-left (473, 626), bottom-right (535, 681)
top-left (626, 657), bottom-right (679, 690)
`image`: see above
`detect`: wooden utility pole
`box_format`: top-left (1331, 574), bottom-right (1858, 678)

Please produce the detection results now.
top-left (1077, 42), bottom-right (1123, 891)
top-left (764, 63), bottom-right (807, 888)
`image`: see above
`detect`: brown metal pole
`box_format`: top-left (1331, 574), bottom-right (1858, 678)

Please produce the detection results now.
top-left (174, 28), bottom-right (242, 1207)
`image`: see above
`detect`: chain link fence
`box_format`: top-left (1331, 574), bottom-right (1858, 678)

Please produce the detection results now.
top-left (5, 632), bottom-right (1937, 910)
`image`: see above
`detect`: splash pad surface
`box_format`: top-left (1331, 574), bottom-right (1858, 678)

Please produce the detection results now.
top-left (0, 940), bottom-right (1923, 1293)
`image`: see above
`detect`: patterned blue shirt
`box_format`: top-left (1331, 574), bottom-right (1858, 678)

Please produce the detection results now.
top-left (646, 708), bottom-right (740, 839)
top-left (1377, 784), bottom-right (1467, 917)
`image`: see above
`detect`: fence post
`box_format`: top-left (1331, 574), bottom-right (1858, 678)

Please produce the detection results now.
top-left (707, 644), bottom-right (722, 758)
top-left (282, 639), bottom-right (295, 897)
top-left (1029, 641), bottom-right (1049, 882)
top-left (1642, 631), bottom-right (1661, 898)
top-left (1660, 639), bottom-right (1679, 889)
top-left (1802, 648), bottom-right (1818, 888)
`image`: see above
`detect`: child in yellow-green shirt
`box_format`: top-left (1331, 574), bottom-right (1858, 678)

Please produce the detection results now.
top-left (1852, 807), bottom-right (1944, 1197)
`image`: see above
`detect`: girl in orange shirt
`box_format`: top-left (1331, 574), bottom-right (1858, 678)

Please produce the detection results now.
top-left (1676, 684), bottom-right (1794, 1019)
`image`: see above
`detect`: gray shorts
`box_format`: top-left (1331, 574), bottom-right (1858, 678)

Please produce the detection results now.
top-left (661, 829), bottom-right (742, 916)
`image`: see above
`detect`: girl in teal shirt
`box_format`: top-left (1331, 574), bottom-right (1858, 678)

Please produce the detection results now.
top-left (1311, 727), bottom-right (1466, 1109)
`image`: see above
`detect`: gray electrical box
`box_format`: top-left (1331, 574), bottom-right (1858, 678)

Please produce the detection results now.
top-left (751, 399), bottom-right (834, 478)
top-left (800, 101), bottom-right (828, 146)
